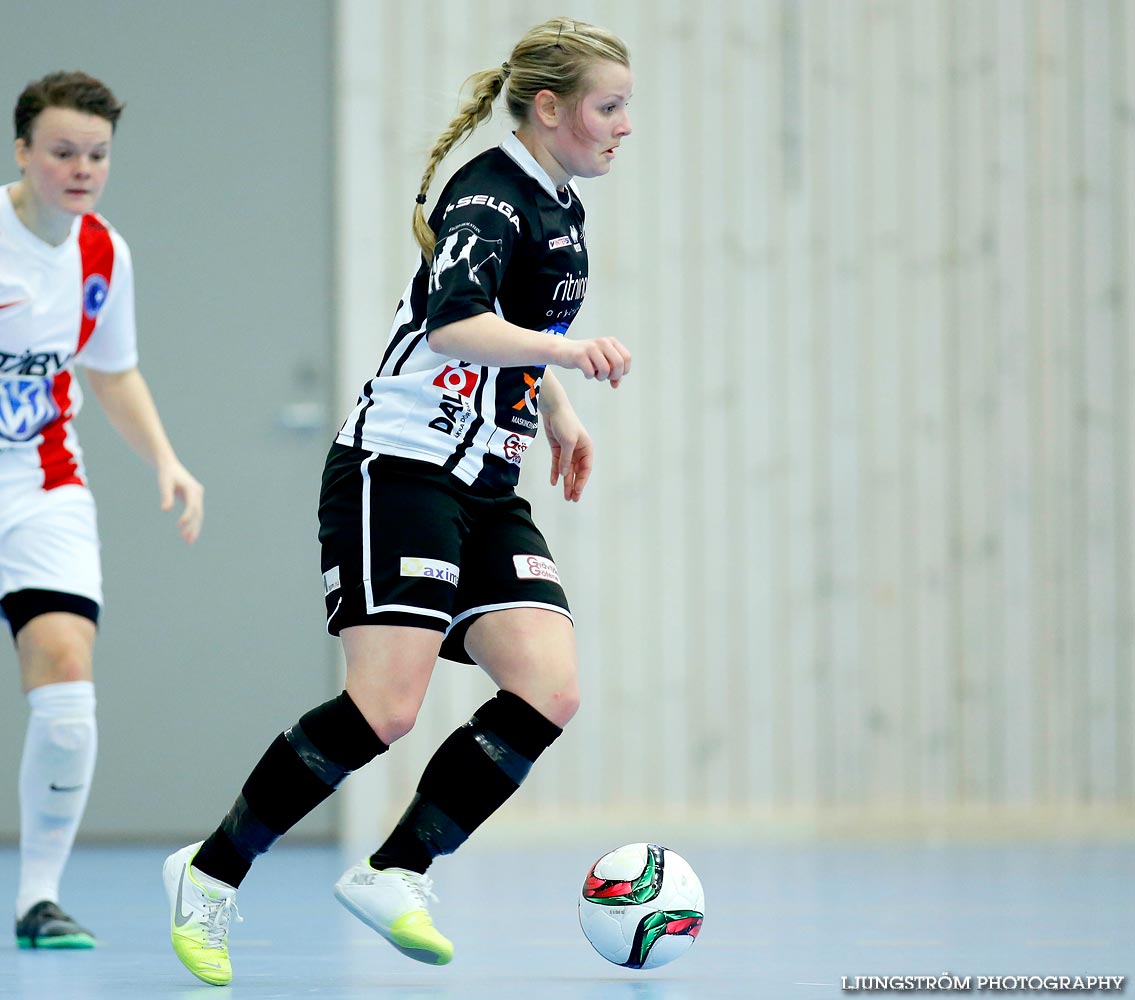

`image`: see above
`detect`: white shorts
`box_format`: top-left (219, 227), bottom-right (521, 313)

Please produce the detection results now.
top-left (0, 483), bottom-right (103, 613)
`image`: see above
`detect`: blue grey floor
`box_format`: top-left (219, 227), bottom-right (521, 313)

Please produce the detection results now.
top-left (1, 841), bottom-right (1131, 999)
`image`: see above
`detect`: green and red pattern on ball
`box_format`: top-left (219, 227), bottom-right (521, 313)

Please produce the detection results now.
top-left (625, 909), bottom-right (704, 969)
top-left (582, 844), bottom-right (667, 906)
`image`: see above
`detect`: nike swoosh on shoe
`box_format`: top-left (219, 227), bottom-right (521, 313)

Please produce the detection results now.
top-left (174, 871), bottom-right (194, 927)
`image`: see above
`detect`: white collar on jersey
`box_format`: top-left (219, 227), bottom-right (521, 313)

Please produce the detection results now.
top-left (500, 132), bottom-right (578, 207)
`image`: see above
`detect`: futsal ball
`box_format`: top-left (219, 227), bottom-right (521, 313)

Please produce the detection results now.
top-left (578, 843), bottom-right (704, 969)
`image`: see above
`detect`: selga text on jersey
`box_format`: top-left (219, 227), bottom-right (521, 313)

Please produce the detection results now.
top-left (336, 132), bottom-right (589, 492)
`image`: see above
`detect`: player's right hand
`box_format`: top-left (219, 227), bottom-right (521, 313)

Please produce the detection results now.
top-left (556, 336), bottom-right (632, 387)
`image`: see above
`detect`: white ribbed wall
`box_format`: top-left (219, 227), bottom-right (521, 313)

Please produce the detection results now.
top-left (337, 0), bottom-right (1135, 845)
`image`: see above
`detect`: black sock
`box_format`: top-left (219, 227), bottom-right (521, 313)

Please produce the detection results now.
top-left (369, 690), bottom-right (562, 874)
top-left (194, 691), bottom-right (386, 887)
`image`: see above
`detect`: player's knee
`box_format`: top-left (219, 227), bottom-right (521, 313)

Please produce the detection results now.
top-left (372, 702), bottom-right (420, 745)
top-left (536, 680), bottom-right (580, 728)
top-left (28, 642), bottom-right (92, 685)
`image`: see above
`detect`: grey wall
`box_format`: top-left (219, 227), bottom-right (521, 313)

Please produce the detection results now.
top-left (0, 1), bottom-right (339, 841)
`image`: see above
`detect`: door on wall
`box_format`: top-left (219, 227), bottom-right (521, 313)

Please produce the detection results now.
top-left (0, 0), bottom-right (339, 842)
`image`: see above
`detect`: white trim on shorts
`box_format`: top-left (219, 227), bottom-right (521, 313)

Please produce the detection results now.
top-left (358, 454), bottom-right (453, 625)
top-left (446, 600), bottom-right (574, 637)
top-left (371, 603), bottom-right (451, 622)
top-left (360, 453), bottom-right (378, 614)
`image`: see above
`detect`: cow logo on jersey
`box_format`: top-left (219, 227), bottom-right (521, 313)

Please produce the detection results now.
top-left (429, 225), bottom-right (503, 293)
top-left (433, 364), bottom-right (480, 398)
top-left (82, 274), bottom-right (109, 320)
top-left (0, 375), bottom-right (60, 442)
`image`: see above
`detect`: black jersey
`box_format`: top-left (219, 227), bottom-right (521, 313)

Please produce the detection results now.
top-left (335, 133), bottom-right (589, 492)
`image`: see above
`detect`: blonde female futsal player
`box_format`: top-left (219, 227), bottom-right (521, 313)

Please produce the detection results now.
top-left (164, 17), bottom-right (632, 985)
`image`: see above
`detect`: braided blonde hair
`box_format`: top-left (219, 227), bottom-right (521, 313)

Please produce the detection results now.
top-left (411, 16), bottom-right (630, 259)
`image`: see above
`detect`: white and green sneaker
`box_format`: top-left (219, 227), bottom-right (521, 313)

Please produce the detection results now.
top-left (162, 842), bottom-right (241, 986)
top-left (334, 860), bottom-right (453, 965)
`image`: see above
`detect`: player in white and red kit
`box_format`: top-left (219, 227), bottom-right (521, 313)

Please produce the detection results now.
top-left (164, 17), bottom-right (632, 986)
top-left (2, 71), bottom-right (204, 949)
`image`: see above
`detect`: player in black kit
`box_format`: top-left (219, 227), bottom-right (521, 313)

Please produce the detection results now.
top-left (163, 16), bottom-right (633, 985)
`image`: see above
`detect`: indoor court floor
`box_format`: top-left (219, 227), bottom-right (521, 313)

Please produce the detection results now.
top-left (2, 840), bottom-right (1131, 999)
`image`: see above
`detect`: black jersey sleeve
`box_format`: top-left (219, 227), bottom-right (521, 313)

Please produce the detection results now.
top-left (424, 154), bottom-right (528, 332)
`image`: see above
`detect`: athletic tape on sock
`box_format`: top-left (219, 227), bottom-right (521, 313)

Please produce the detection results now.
top-left (285, 722), bottom-right (351, 788)
top-left (465, 716), bottom-right (533, 784)
top-left (395, 794), bottom-right (467, 858)
top-left (219, 793), bottom-right (279, 862)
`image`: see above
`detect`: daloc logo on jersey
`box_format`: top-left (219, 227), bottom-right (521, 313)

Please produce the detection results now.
top-left (0, 375), bottom-right (59, 442)
top-left (83, 274), bottom-right (109, 320)
top-left (433, 365), bottom-right (480, 398)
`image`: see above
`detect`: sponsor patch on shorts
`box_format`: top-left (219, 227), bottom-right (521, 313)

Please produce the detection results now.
top-left (513, 554), bottom-right (560, 584)
top-left (323, 566), bottom-right (340, 595)
top-left (400, 556), bottom-right (460, 587)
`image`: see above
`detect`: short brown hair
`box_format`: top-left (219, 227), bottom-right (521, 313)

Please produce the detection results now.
top-left (14, 71), bottom-right (124, 143)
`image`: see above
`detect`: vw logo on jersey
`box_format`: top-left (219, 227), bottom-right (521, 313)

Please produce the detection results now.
top-left (83, 274), bottom-right (109, 319)
top-left (0, 375), bottom-right (59, 442)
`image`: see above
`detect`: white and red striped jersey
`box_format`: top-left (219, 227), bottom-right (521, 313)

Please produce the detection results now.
top-left (335, 133), bottom-right (589, 492)
top-left (0, 184), bottom-right (138, 491)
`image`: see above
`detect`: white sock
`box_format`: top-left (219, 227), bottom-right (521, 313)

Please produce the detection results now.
top-left (17, 681), bottom-right (97, 919)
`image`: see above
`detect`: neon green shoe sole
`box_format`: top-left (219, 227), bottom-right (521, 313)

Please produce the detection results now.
top-left (387, 911), bottom-right (454, 965)
top-left (333, 861), bottom-right (454, 965)
top-left (163, 842), bottom-right (239, 986)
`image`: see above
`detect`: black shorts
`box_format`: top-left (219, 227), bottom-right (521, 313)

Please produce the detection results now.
top-left (317, 444), bottom-right (571, 664)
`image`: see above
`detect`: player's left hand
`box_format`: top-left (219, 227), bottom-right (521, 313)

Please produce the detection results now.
top-left (158, 460), bottom-right (205, 543)
top-left (545, 409), bottom-right (593, 503)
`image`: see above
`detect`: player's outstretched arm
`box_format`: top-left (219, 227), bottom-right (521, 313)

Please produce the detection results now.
top-left (429, 313), bottom-right (631, 386)
top-left (540, 371), bottom-right (593, 502)
top-left (84, 366), bottom-right (205, 543)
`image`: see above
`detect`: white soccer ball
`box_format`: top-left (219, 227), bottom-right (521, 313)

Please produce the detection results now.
top-left (578, 843), bottom-right (705, 969)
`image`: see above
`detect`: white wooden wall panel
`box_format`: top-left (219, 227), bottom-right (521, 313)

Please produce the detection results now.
top-left (337, 0), bottom-right (1135, 846)
top-left (993, 0), bottom-right (1036, 803)
top-left (1081, 0), bottom-right (1122, 801)
top-left (907, 0), bottom-right (953, 807)
top-left (1033, 0), bottom-right (1073, 802)
top-left (738, 2), bottom-right (780, 807)
top-left (1119, 0), bottom-right (1135, 801)
top-left (825, 0), bottom-right (867, 808)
